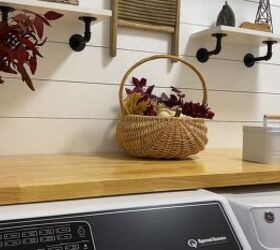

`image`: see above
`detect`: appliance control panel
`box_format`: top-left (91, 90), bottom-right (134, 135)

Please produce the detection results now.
top-left (0, 201), bottom-right (244, 250)
top-left (0, 221), bottom-right (94, 250)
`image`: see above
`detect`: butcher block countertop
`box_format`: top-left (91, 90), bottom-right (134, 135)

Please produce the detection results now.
top-left (1, 149), bottom-right (280, 205)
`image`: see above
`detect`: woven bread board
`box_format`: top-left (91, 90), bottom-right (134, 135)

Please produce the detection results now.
top-left (118, 0), bottom-right (178, 27)
top-left (110, 0), bottom-right (180, 57)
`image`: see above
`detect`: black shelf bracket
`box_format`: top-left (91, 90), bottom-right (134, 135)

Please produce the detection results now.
top-left (196, 33), bottom-right (227, 63)
top-left (69, 16), bottom-right (97, 52)
top-left (244, 40), bottom-right (278, 68)
top-left (0, 6), bottom-right (15, 23)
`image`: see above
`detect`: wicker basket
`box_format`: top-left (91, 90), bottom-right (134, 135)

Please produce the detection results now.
top-left (116, 55), bottom-right (209, 159)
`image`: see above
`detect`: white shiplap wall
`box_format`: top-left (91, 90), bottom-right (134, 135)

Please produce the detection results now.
top-left (0, 0), bottom-right (279, 155)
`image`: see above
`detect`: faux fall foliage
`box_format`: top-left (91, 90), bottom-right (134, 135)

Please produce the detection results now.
top-left (124, 77), bottom-right (215, 119)
top-left (0, 10), bottom-right (63, 90)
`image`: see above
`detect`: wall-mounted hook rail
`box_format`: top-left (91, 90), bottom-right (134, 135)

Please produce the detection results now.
top-left (244, 40), bottom-right (277, 68)
top-left (0, 6), bottom-right (14, 23)
top-left (196, 33), bottom-right (227, 63)
top-left (69, 16), bottom-right (97, 52)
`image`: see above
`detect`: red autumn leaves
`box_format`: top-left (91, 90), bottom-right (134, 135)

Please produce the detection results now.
top-left (0, 10), bottom-right (63, 90)
top-left (126, 77), bottom-right (215, 119)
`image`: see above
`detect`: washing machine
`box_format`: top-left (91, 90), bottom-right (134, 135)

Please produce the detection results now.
top-left (215, 184), bottom-right (280, 250)
top-left (0, 190), bottom-right (250, 250)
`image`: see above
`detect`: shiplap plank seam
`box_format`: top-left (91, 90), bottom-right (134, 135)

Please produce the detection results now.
top-left (4, 77), bottom-right (280, 96)
top-left (41, 42), bottom-right (280, 68)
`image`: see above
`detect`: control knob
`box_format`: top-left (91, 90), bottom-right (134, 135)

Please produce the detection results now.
top-left (77, 226), bottom-right (86, 237)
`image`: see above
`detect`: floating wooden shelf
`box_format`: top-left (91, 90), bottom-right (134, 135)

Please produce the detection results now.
top-left (0, 0), bottom-right (112, 23)
top-left (192, 26), bottom-right (280, 67)
top-left (1, 149), bottom-right (280, 205)
top-left (192, 25), bottom-right (280, 47)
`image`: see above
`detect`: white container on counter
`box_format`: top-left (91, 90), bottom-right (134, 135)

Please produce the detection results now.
top-left (243, 115), bottom-right (280, 164)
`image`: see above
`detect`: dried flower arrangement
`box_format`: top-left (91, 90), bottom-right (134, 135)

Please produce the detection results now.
top-left (124, 77), bottom-right (215, 119)
top-left (0, 10), bottom-right (63, 90)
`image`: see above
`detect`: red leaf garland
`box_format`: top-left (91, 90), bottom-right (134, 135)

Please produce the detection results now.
top-left (29, 56), bottom-right (37, 74)
top-left (33, 16), bottom-right (44, 39)
top-left (13, 14), bottom-right (28, 23)
top-left (0, 10), bottom-right (63, 90)
top-left (19, 67), bottom-right (35, 91)
top-left (44, 11), bottom-right (64, 21)
top-left (16, 46), bottom-right (28, 70)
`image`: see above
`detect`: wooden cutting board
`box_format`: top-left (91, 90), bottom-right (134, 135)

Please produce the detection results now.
top-left (0, 149), bottom-right (280, 205)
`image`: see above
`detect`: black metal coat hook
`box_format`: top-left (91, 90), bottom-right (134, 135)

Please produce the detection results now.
top-left (244, 40), bottom-right (278, 68)
top-left (196, 33), bottom-right (227, 63)
top-left (69, 16), bottom-right (97, 52)
top-left (0, 6), bottom-right (14, 23)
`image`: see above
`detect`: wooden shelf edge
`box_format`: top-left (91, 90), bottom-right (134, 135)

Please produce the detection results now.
top-left (192, 25), bottom-right (280, 46)
top-left (0, 0), bottom-right (112, 23)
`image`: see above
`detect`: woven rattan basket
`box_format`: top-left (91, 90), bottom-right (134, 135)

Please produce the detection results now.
top-left (116, 55), bottom-right (209, 159)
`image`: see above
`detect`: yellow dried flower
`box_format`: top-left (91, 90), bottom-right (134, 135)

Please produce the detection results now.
top-left (124, 93), bottom-right (152, 115)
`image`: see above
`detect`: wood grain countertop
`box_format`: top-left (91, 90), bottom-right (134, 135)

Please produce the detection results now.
top-left (0, 149), bottom-right (280, 205)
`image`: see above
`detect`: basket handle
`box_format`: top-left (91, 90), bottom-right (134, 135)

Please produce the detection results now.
top-left (119, 55), bottom-right (208, 115)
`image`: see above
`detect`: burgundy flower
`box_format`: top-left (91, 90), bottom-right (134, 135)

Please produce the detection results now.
top-left (163, 94), bottom-right (182, 108)
top-left (132, 77), bottom-right (147, 93)
top-left (144, 105), bottom-right (157, 116)
top-left (160, 86), bottom-right (186, 108)
top-left (182, 102), bottom-right (215, 119)
top-left (171, 86), bottom-right (181, 93)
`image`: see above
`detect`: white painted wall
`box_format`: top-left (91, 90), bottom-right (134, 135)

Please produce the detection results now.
top-left (0, 0), bottom-right (279, 155)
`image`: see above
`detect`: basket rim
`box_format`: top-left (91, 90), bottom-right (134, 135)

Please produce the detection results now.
top-left (121, 114), bottom-right (206, 121)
